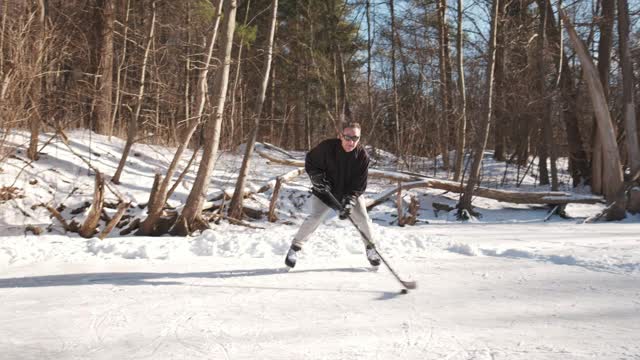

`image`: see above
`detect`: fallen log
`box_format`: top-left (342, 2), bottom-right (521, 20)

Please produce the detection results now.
top-left (259, 152), bottom-right (604, 206)
top-left (257, 167), bottom-right (305, 193)
top-left (257, 142), bottom-right (296, 159)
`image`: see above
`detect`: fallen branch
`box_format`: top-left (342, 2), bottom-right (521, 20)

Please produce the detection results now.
top-left (79, 171), bottom-right (105, 238)
top-left (212, 214), bottom-right (265, 229)
top-left (99, 201), bottom-right (130, 239)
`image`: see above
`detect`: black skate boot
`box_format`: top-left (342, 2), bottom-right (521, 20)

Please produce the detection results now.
top-left (284, 245), bottom-right (301, 268)
top-left (366, 245), bottom-right (381, 267)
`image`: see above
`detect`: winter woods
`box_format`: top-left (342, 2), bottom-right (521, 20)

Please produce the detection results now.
top-left (1, 0), bottom-right (640, 235)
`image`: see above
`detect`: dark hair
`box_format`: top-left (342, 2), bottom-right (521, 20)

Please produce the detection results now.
top-left (342, 122), bottom-right (361, 131)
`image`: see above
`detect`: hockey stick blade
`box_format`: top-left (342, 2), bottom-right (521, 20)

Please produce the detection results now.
top-left (374, 247), bottom-right (417, 290)
top-left (401, 280), bottom-right (417, 289)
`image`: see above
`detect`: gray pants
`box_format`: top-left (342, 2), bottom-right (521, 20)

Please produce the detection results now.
top-left (292, 195), bottom-right (376, 249)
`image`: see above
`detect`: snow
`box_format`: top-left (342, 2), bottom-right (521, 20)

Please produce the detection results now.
top-left (1, 130), bottom-right (640, 359)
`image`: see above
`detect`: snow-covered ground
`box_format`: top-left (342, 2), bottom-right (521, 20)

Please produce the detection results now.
top-left (1, 130), bottom-right (639, 359)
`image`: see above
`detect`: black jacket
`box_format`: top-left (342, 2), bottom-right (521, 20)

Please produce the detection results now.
top-left (305, 138), bottom-right (370, 202)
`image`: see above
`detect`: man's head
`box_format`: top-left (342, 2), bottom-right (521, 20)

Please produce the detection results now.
top-left (340, 122), bottom-right (361, 152)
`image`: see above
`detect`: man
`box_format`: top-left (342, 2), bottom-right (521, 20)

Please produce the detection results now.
top-left (284, 122), bottom-right (381, 268)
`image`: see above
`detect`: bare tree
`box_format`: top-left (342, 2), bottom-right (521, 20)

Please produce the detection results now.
top-left (437, 0), bottom-right (452, 170)
top-left (27, 0), bottom-right (47, 161)
top-left (138, 0), bottom-right (225, 235)
top-left (617, 0), bottom-right (640, 179)
top-left (228, 0), bottom-right (278, 220)
top-left (111, 0), bottom-right (156, 184)
top-left (389, 0), bottom-right (402, 161)
top-left (591, 0), bottom-right (615, 195)
top-left (452, 0), bottom-right (466, 182)
top-left (536, 0), bottom-right (558, 189)
top-left (561, 9), bottom-right (625, 220)
top-left (94, 0), bottom-right (114, 136)
top-left (110, 0), bottom-right (131, 140)
top-left (171, 0), bottom-right (238, 235)
top-left (457, 0), bottom-right (500, 216)
top-left (365, 0), bottom-right (374, 127)
top-left (228, 0), bottom-right (252, 149)
top-left (538, 0), bottom-right (589, 186)
top-left (492, 0), bottom-right (506, 163)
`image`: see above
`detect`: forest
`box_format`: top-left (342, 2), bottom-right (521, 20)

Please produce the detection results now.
top-left (1, 0), bottom-right (639, 235)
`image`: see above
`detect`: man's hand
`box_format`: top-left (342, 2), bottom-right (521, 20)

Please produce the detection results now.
top-left (310, 173), bottom-right (331, 194)
top-left (339, 195), bottom-right (356, 220)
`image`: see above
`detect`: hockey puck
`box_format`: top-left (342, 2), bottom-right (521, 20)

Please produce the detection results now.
top-left (400, 289), bottom-right (409, 294)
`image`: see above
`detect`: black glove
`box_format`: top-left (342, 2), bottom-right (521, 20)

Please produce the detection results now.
top-left (309, 173), bottom-right (331, 194)
top-left (339, 195), bottom-right (356, 220)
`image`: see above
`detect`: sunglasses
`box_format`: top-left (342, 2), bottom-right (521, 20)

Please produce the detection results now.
top-left (342, 134), bottom-right (360, 142)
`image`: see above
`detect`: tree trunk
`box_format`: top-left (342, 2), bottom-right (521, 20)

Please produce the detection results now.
top-left (27, 0), bottom-right (47, 161)
top-left (536, 0), bottom-right (557, 189)
top-left (538, 0), bottom-right (589, 186)
top-left (110, 0), bottom-right (131, 140)
top-left (138, 0), bottom-right (224, 235)
top-left (229, 0), bottom-right (251, 149)
top-left (94, 0), bottom-right (114, 136)
top-left (617, 0), bottom-right (640, 179)
top-left (389, 0), bottom-right (402, 161)
top-left (79, 171), bottom-right (105, 238)
top-left (561, 9), bottom-right (625, 220)
top-left (365, 0), bottom-right (374, 128)
top-left (437, 0), bottom-right (452, 170)
top-left (492, 0), bottom-right (506, 163)
top-left (335, 44), bottom-right (351, 120)
top-left (171, 0), bottom-right (238, 235)
top-left (111, 1), bottom-right (156, 184)
top-left (591, 0), bottom-right (615, 194)
top-left (453, 0), bottom-right (467, 181)
top-left (457, 0), bottom-right (500, 215)
top-left (227, 0), bottom-right (278, 220)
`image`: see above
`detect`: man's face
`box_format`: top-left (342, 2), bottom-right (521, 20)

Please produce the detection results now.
top-left (340, 127), bottom-right (361, 152)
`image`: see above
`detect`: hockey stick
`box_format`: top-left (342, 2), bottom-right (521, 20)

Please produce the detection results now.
top-left (322, 190), bottom-right (417, 290)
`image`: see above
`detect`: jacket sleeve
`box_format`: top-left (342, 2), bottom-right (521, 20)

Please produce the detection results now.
top-left (305, 141), bottom-right (327, 178)
top-left (349, 150), bottom-right (370, 198)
